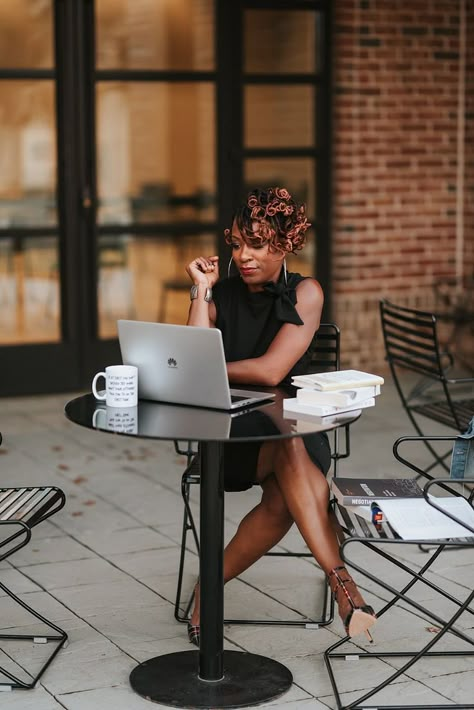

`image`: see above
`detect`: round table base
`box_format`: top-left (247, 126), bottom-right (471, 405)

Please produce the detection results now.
top-left (130, 649), bottom-right (293, 708)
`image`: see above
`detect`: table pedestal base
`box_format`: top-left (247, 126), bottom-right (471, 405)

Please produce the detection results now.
top-left (130, 650), bottom-right (293, 708)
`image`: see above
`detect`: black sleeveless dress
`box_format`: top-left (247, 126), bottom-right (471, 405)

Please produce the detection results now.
top-left (213, 271), bottom-right (331, 491)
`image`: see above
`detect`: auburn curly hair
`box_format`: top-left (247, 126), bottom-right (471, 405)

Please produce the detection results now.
top-left (224, 187), bottom-right (311, 255)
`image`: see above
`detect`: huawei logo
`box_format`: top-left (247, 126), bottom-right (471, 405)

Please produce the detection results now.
top-left (167, 357), bottom-right (177, 368)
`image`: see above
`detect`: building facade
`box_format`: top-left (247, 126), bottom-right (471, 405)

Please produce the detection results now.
top-left (0, 0), bottom-right (472, 394)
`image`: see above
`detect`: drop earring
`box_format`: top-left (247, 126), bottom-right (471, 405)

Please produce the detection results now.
top-left (283, 259), bottom-right (288, 285)
top-left (227, 257), bottom-right (234, 278)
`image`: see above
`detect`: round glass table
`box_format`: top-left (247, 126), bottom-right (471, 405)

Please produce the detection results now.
top-left (65, 392), bottom-right (360, 709)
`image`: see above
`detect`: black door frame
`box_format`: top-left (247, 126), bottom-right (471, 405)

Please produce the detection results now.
top-left (0, 0), bottom-right (85, 396)
top-left (0, 0), bottom-right (332, 397)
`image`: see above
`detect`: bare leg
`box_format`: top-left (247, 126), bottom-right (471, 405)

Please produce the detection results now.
top-left (190, 438), bottom-right (375, 637)
top-left (190, 473), bottom-right (294, 625)
top-left (260, 438), bottom-right (375, 638)
top-left (262, 437), bottom-right (343, 574)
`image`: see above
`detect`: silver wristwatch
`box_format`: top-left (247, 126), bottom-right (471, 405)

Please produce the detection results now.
top-left (190, 284), bottom-right (213, 303)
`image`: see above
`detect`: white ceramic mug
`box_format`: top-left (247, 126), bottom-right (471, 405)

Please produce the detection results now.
top-left (92, 405), bottom-right (138, 434)
top-left (92, 365), bottom-right (138, 407)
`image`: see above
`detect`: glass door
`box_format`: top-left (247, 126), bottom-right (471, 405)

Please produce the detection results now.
top-left (76, 0), bottom-right (218, 387)
top-left (91, 0), bottom-right (217, 347)
top-left (241, 1), bottom-right (332, 306)
top-left (0, 0), bottom-right (83, 395)
top-left (0, 0), bottom-right (331, 396)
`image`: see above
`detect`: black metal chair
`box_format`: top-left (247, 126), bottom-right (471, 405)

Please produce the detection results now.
top-left (0, 450), bottom-right (67, 689)
top-left (174, 323), bottom-right (351, 629)
top-left (325, 432), bottom-right (474, 710)
top-left (380, 299), bottom-right (474, 473)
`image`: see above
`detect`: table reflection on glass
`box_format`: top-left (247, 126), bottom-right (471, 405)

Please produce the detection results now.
top-left (65, 391), bottom-right (360, 709)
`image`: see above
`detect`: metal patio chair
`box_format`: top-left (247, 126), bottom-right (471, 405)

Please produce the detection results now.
top-left (174, 323), bottom-right (351, 629)
top-left (0, 452), bottom-right (67, 689)
top-left (325, 432), bottom-right (474, 710)
top-left (380, 299), bottom-right (474, 473)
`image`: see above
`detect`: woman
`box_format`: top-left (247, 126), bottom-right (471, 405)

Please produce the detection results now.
top-left (185, 187), bottom-right (376, 645)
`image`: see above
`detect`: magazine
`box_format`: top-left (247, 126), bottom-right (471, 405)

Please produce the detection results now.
top-left (331, 477), bottom-right (424, 506)
top-left (377, 496), bottom-right (474, 540)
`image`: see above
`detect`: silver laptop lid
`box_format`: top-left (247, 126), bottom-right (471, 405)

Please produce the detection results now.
top-left (118, 320), bottom-right (233, 409)
top-left (118, 320), bottom-right (275, 412)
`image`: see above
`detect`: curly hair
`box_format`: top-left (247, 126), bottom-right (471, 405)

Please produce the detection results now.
top-left (224, 187), bottom-right (311, 255)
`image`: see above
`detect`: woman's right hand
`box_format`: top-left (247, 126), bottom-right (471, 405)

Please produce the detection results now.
top-left (186, 256), bottom-right (219, 287)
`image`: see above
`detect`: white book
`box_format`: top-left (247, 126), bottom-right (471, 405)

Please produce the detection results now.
top-left (296, 385), bottom-right (380, 406)
top-left (288, 410), bottom-right (367, 433)
top-left (291, 369), bottom-right (384, 392)
top-left (283, 397), bottom-right (375, 418)
top-left (377, 496), bottom-right (474, 541)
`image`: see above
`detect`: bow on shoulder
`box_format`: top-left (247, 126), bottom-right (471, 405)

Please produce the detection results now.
top-left (263, 280), bottom-right (304, 326)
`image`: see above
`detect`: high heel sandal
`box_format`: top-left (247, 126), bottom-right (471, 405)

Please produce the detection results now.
top-left (187, 581), bottom-right (200, 647)
top-left (328, 566), bottom-right (376, 641)
top-left (187, 623), bottom-right (200, 647)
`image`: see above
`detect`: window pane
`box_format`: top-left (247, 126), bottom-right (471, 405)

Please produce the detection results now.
top-left (245, 85), bottom-right (314, 148)
top-left (244, 10), bottom-right (317, 74)
top-left (96, 0), bottom-right (214, 71)
top-left (0, 1), bottom-right (53, 69)
top-left (244, 158), bottom-right (315, 218)
top-left (0, 236), bottom-right (60, 344)
top-left (98, 232), bottom-right (216, 338)
top-left (96, 82), bottom-right (216, 225)
top-left (0, 81), bottom-right (57, 228)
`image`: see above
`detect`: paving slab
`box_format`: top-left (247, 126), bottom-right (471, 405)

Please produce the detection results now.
top-left (0, 382), bottom-right (472, 710)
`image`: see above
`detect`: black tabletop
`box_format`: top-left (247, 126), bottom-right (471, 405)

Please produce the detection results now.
top-left (65, 392), bottom-right (361, 443)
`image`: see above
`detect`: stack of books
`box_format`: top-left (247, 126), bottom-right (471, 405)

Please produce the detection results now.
top-left (283, 369), bottom-right (384, 418)
top-left (330, 476), bottom-right (474, 540)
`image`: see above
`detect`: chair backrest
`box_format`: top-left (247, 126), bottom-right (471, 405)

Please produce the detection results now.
top-left (309, 323), bottom-right (349, 472)
top-left (380, 299), bottom-right (474, 437)
top-left (380, 299), bottom-right (445, 381)
top-left (308, 322), bottom-right (340, 373)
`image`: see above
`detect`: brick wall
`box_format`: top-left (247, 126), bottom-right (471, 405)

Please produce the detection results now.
top-left (332, 0), bottom-right (473, 370)
top-left (465, 1), bottom-right (474, 275)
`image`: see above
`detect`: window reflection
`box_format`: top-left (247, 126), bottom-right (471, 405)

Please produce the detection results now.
top-left (98, 233), bottom-right (215, 338)
top-left (244, 10), bottom-right (317, 74)
top-left (96, 0), bottom-right (214, 71)
top-left (0, 81), bottom-right (57, 228)
top-left (0, 236), bottom-right (60, 344)
top-left (96, 82), bottom-right (216, 225)
top-left (0, 1), bottom-right (53, 69)
top-left (245, 85), bottom-right (315, 148)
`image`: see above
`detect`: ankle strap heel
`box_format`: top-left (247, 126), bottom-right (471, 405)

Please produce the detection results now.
top-left (328, 566), bottom-right (376, 640)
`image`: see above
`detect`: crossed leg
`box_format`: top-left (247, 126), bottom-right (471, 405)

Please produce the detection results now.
top-left (190, 436), bottom-right (344, 626)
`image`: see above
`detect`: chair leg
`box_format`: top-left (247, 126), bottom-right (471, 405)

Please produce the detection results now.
top-left (174, 478), bottom-right (200, 623)
top-left (0, 580), bottom-right (68, 690)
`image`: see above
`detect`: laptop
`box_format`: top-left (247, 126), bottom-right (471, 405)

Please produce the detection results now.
top-left (117, 320), bottom-right (275, 411)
